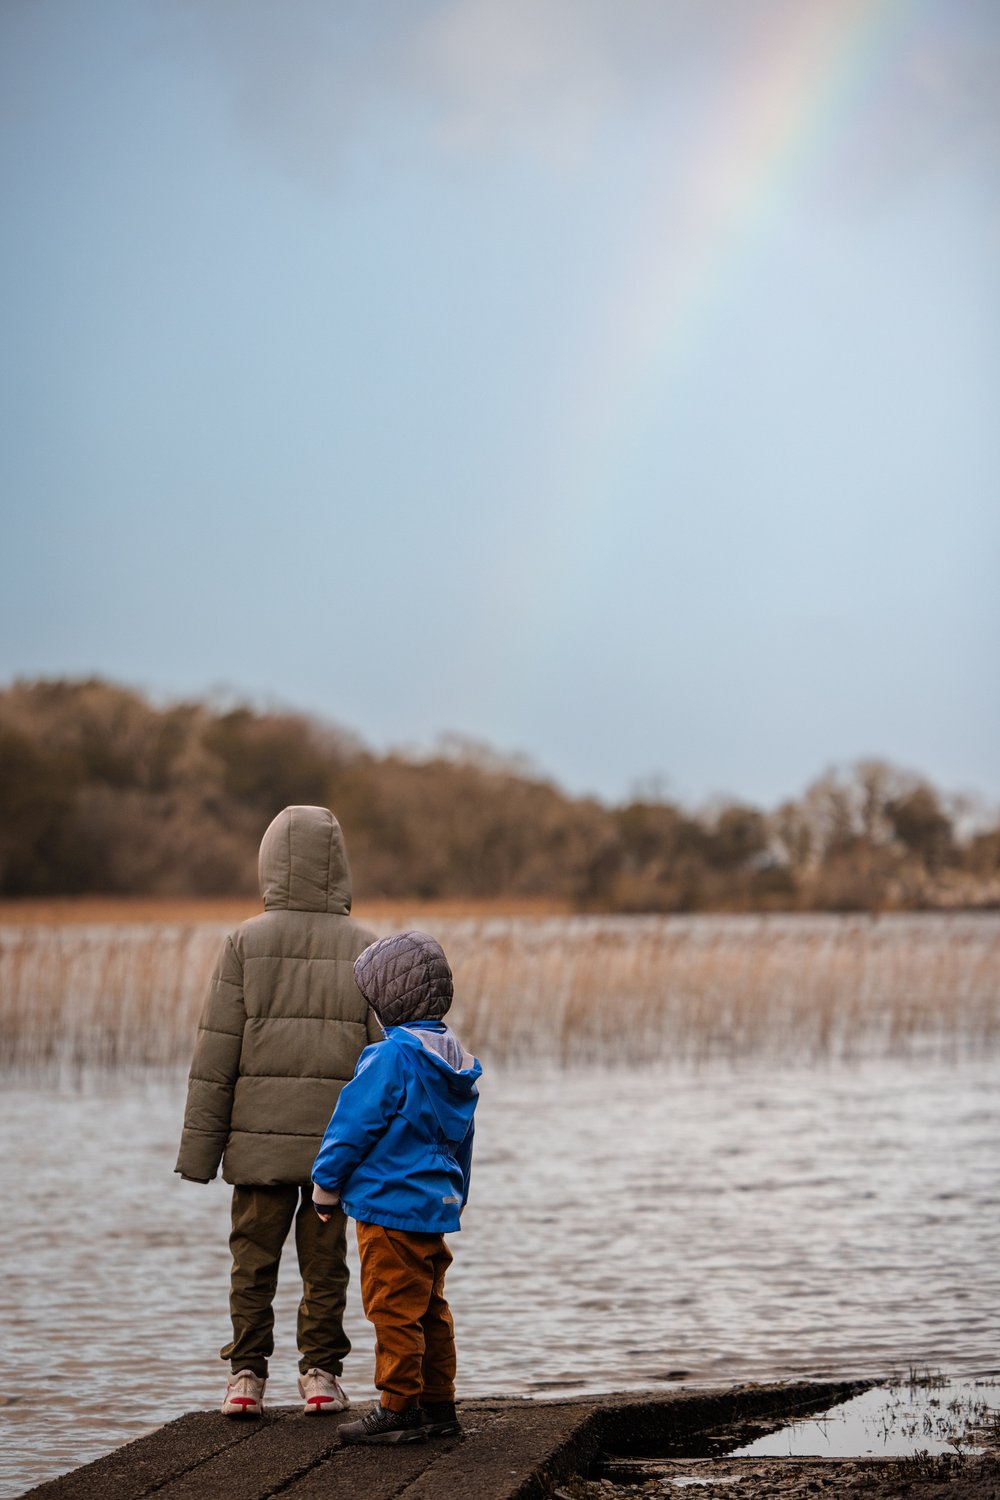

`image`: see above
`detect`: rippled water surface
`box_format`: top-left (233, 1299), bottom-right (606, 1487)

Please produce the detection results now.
top-left (2, 1056), bottom-right (998, 1497)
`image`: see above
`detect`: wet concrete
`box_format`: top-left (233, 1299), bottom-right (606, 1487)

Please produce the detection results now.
top-left (18, 1381), bottom-right (868, 1500)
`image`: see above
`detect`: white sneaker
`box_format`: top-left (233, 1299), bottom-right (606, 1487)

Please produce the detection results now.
top-left (298, 1367), bottom-right (350, 1414)
top-left (221, 1368), bottom-right (266, 1417)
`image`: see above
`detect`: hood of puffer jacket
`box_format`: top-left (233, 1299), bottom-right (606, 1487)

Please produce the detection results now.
top-left (393, 1022), bottom-right (481, 1144)
top-left (258, 805), bottom-right (352, 914)
top-left (354, 930), bottom-right (453, 1025)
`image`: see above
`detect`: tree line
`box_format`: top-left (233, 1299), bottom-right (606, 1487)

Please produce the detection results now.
top-left (1, 677), bottom-right (997, 910)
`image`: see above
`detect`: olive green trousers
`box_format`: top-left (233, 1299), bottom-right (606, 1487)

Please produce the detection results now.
top-left (221, 1184), bottom-right (351, 1378)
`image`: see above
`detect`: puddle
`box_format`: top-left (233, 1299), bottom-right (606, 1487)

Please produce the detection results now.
top-left (730, 1375), bottom-right (999, 1458)
top-left (596, 1376), bottom-right (1000, 1490)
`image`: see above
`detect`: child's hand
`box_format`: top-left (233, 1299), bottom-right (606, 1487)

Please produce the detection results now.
top-left (312, 1183), bottom-right (340, 1222)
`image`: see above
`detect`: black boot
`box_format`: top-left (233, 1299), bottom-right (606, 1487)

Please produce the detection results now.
top-left (338, 1405), bottom-right (427, 1445)
top-left (420, 1401), bottom-right (462, 1437)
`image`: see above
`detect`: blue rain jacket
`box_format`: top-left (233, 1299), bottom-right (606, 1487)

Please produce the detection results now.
top-left (311, 1020), bottom-right (481, 1234)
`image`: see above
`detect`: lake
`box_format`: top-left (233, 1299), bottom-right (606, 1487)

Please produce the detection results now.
top-left (2, 1050), bottom-right (997, 1497)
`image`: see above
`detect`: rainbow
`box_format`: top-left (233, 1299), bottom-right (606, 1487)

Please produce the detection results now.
top-left (583, 0), bottom-right (919, 454)
top-left (495, 0), bottom-right (928, 677)
top-left (539, 0), bottom-right (929, 528)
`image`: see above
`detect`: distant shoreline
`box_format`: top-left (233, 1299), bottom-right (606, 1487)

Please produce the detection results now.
top-left (4, 895), bottom-right (999, 927)
top-left (0, 895), bottom-right (574, 926)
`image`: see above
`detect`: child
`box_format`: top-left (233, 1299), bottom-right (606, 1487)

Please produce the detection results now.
top-left (311, 930), bottom-right (481, 1444)
top-left (176, 804), bottom-right (379, 1418)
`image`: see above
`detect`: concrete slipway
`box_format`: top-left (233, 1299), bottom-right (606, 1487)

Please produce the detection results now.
top-left (20, 1381), bottom-right (869, 1500)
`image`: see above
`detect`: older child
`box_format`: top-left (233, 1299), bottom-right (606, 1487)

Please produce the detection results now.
top-left (312, 931), bottom-right (481, 1444)
top-left (176, 804), bottom-right (379, 1419)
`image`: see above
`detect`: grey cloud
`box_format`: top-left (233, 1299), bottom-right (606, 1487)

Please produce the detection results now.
top-left (162, 0), bottom-right (1000, 197)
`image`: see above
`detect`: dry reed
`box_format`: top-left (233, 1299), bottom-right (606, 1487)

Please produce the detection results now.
top-left (1, 914), bottom-right (997, 1075)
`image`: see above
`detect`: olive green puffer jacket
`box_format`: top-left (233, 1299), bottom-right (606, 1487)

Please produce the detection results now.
top-left (175, 805), bottom-right (380, 1186)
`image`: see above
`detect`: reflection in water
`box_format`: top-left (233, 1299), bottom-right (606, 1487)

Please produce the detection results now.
top-left (730, 1376), bottom-right (997, 1458)
top-left (1, 1055), bottom-right (998, 1496)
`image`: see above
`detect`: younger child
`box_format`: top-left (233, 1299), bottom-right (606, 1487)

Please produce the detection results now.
top-left (311, 930), bottom-right (481, 1444)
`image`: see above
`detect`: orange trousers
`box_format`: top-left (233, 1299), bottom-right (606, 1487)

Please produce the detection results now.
top-left (356, 1221), bottom-right (456, 1413)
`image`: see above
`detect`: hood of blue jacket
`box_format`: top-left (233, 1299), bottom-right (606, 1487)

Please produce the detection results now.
top-left (388, 1021), bottom-right (481, 1143)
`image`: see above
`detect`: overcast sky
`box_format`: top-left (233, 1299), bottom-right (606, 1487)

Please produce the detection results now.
top-left (1, 0), bottom-right (997, 807)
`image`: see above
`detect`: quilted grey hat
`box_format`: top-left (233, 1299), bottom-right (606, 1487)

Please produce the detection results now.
top-left (353, 930), bottom-right (454, 1027)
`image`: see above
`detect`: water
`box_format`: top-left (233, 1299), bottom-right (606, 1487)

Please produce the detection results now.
top-left (730, 1377), bottom-right (997, 1458)
top-left (1, 1055), bottom-right (998, 1496)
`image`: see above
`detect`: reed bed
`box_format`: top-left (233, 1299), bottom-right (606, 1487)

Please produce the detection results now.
top-left (448, 913), bottom-right (1000, 1066)
top-left (1, 914), bottom-right (997, 1075)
